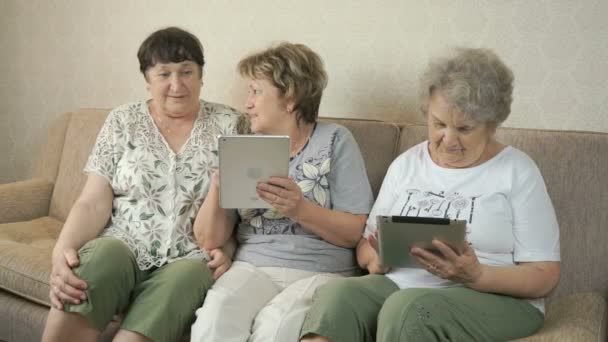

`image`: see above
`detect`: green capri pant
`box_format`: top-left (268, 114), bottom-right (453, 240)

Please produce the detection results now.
top-left (63, 237), bottom-right (213, 342)
top-left (301, 275), bottom-right (544, 342)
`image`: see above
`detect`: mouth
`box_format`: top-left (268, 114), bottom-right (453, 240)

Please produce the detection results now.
top-left (168, 95), bottom-right (187, 100)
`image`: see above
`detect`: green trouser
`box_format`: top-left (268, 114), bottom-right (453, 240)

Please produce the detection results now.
top-left (301, 275), bottom-right (544, 342)
top-left (63, 237), bottom-right (213, 342)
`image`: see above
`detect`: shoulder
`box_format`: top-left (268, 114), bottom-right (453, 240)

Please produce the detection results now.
top-left (314, 122), bottom-right (356, 145)
top-left (385, 141), bottom-right (426, 175)
top-left (495, 146), bottom-right (541, 175)
top-left (202, 100), bottom-right (241, 117)
top-left (104, 101), bottom-right (147, 125)
top-left (394, 141), bottom-right (427, 164)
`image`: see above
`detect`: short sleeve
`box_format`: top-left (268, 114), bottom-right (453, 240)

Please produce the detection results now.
top-left (362, 156), bottom-right (402, 238)
top-left (84, 111), bottom-right (121, 181)
top-left (511, 155), bottom-right (560, 262)
top-left (327, 127), bottom-right (374, 215)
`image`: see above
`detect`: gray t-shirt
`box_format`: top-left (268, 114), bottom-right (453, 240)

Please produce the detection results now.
top-left (235, 122), bottom-right (374, 274)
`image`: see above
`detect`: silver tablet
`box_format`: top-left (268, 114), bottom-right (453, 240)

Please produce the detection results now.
top-left (218, 135), bottom-right (290, 209)
top-left (377, 216), bottom-right (467, 268)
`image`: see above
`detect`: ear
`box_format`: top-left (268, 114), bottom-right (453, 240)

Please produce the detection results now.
top-left (285, 100), bottom-right (295, 114)
top-left (144, 73), bottom-right (151, 91)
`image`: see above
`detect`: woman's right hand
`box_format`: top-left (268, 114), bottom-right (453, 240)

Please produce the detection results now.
top-left (364, 233), bottom-right (390, 274)
top-left (49, 248), bottom-right (88, 310)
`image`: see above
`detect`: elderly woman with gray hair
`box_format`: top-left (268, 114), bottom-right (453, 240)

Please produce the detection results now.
top-left (300, 48), bottom-right (560, 342)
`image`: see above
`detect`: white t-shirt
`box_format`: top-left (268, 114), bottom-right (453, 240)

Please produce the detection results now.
top-left (364, 141), bottom-right (560, 312)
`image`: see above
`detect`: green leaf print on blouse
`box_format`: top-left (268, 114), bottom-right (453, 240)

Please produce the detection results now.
top-left (298, 158), bottom-right (330, 207)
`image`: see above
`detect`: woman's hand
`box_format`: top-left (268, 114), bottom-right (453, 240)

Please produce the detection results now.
top-left (410, 240), bottom-right (482, 285)
top-left (49, 248), bottom-right (88, 310)
top-left (365, 232), bottom-right (390, 274)
top-left (256, 176), bottom-right (304, 219)
top-left (210, 169), bottom-right (220, 190)
top-left (207, 248), bottom-right (232, 280)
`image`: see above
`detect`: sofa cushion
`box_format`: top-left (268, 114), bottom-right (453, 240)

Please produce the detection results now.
top-left (320, 118), bottom-right (400, 197)
top-left (0, 216), bottom-right (62, 306)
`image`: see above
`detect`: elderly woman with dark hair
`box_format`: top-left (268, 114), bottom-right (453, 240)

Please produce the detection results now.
top-left (300, 48), bottom-right (560, 342)
top-left (41, 27), bottom-right (242, 342)
top-left (190, 42), bottom-right (374, 342)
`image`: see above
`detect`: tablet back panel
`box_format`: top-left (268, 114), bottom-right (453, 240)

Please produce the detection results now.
top-left (377, 216), bottom-right (467, 268)
top-left (219, 135), bottom-right (289, 209)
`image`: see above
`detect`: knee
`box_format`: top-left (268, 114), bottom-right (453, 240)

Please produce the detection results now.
top-left (80, 237), bottom-right (131, 260)
top-left (313, 278), bottom-right (362, 307)
top-left (155, 260), bottom-right (213, 302)
top-left (74, 238), bottom-right (134, 283)
top-left (379, 289), bottom-right (447, 335)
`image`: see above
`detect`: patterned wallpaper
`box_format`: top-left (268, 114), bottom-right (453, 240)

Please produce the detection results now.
top-left (1, 0), bottom-right (607, 183)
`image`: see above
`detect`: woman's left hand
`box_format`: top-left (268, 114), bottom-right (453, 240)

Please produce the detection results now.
top-left (256, 177), bottom-right (304, 219)
top-left (207, 248), bottom-right (232, 280)
top-left (410, 240), bottom-right (483, 285)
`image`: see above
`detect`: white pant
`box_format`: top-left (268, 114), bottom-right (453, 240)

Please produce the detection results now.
top-left (190, 261), bottom-right (342, 342)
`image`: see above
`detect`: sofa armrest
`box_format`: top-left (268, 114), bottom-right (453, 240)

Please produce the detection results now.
top-left (514, 292), bottom-right (607, 342)
top-left (0, 178), bottom-right (54, 224)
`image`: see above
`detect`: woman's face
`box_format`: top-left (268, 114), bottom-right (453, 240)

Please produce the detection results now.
top-left (146, 61), bottom-right (201, 117)
top-left (244, 78), bottom-right (294, 134)
top-left (427, 90), bottom-right (496, 168)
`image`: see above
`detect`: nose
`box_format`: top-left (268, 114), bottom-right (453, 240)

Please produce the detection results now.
top-left (245, 94), bottom-right (254, 109)
top-left (169, 74), bottom-right (182, 92)
top-left (443, 128), bottom-right (459, 147)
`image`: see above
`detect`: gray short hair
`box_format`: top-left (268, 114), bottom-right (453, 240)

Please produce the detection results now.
top-left (419, 48), bottom-right (514, 126)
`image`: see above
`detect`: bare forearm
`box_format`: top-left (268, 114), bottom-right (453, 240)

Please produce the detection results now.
top-left (54, 200), bottom-right (111, 256)
top-left (468, 262), bottom-right (560, 298)
top-left (193, 186), bottom-right (233, 250)
top-left (295, 200), bottom-right (366, 248)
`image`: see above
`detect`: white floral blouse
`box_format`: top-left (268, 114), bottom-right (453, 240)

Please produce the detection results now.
top-left (85, 100), bottom-right (242, 270)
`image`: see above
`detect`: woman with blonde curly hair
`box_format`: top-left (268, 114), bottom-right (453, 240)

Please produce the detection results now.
top-left (190, 42), bottom-right (374, 342)
top-left (300, 48), bottom-right (560, 342)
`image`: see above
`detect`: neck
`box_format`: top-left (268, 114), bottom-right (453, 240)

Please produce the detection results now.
top-left (149, 102), bottom-right (198, 135)
top-left (288, 121), bottom-right (314, 156)
top-left (150, 101), bottom-right (199, 122)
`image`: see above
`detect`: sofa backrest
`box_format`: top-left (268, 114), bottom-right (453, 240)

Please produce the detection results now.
top-left (319, 118), bottom-right (401, 197)
top-left (45, 109), bottom-right (110, 221)
top-left (398, 124), bottom-right (608, 303)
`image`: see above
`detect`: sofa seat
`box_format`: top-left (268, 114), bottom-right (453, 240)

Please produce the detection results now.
top-left (0, 216), bottom-right (61, 307)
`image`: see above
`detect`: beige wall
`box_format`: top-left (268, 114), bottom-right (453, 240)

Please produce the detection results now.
top-left (1, 0), bottom-right (607, 183)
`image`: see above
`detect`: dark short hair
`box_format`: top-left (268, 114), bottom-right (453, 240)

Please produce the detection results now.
top-left (238, 42), bottom-right (328, 124)
top-left (137, 27), bottom-right (205, 79)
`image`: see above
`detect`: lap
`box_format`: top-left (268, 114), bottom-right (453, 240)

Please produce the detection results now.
top-left (378, 287), bottom-right (544, 342)
top-left (251, 273), bottom-right (342, 342)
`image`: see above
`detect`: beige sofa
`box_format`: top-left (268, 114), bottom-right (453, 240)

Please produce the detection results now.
top-left (1, 108), bottom-right (607, 342)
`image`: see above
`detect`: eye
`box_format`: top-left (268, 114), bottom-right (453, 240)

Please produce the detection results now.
top-left (457, 126), bottom-right (473, 133)
top-left (158, 72), bottom-right (170, 78)
top-left (433, 121), bottom-right (446, 128)
top-left (182, 70), bottom-right (193, 75)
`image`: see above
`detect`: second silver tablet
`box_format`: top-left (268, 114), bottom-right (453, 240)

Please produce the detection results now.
top-left (218, 135), bottom-right (290, 209)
